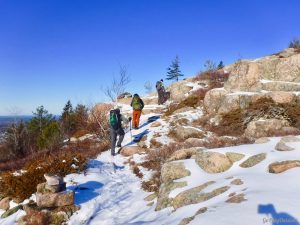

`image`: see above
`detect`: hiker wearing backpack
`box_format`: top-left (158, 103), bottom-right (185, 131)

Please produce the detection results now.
top-left (109, 108), bottom-right (131, 156)
top-left (156, 79), bottom-right (165, 105)
top-left (130, 94), bottom-right (144, 129)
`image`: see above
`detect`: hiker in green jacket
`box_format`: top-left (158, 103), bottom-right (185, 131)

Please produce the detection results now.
top-left (109, 108), bottom-right (131, 156)
top-left (130, 94), bottom-right (144, 129)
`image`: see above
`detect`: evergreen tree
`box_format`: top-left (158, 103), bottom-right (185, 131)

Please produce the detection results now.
top-left (166, 56), bottom-right (184, 82)
top-left (28, 106), bottom-right (61, 150)
top-left (60, 100), bottom-right (76, 138)
top-left (217, 61), bottom-right (224, 70)
top-left (74, 104), bottom-right (89, 131)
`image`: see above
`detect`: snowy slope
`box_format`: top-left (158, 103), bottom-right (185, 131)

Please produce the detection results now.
top-left (1, 104), bottom-right (300, 225)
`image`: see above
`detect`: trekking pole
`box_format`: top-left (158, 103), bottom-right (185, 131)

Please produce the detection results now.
top-left (129, 117), bottom-right (133, 141)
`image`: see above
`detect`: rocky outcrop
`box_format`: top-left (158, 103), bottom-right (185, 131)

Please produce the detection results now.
top-left (156, 162), bottom-right (190, 211)
top-left (172, 182), bottom-right (229, 209)
top-left (168, 80), bottom-right (193, 102)
top-left (195, 152), bottom-right (233, 173)
top-left (226, 152), bottom-right (245, 163)
top-left (204, 88), bottom-right (228, 114)
top-left (226, 193), bottom-right (247, 203)
top-left (167, 147), bottom-right (204, 162)
top-left (120, 146), bottom-right (146, 156)
top-left (239, 153), bottom-right (266, 168)
top-left (224, 48), bottom-right (300, 92)
top-left (179, 207), bottom-right (207, 225)
top-left (170, 126), bottom-right (204, 142)
top-left (275, 141), bottom-right (294, 151)
top-left (161, 162), bottom-right (191, 184)
top-left (0, 197), bottom-right (11, 211)
top-left (184, 138), bottom-right (204, 147)
top-left (244, 119), bottom-right (298, 139)
top-left (269, 160), bottom-right (300, 173)
top-left (203, 49), bottom-right (300, 137)
top-left (255, 137), bottom-right (270, 144)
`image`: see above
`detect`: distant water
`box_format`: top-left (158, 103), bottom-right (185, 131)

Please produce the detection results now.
top-left (0, 116), bottom-right (33, 132)
top-left (0, 116), bottom-right (33, 143)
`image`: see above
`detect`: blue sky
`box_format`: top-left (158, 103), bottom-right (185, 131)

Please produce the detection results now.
top-left (1, 0), bottom-right (300, 115)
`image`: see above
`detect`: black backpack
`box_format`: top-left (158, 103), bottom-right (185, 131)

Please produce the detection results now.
top-left (109, 109), bottom-right (121, 130)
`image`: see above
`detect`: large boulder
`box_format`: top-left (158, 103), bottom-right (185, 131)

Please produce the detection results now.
top-left (120, 146), bottom-right (146, 156)
top-left (195, 152), bottom-right (233, 173)
top-left (167, 147), bottom-right (205, 162)
top-left (224, 48), bottom-right (300, 92)
top-left (170, 126), bottom-right (204, 141)
top-left (267, 91), bottom-right (297, 104)
top-left (275, 141), bottom-right (295, 151)
top-left (36, 191), bottom-right (74, 208)
top-left (269, 160), bottom-right (300, 173)
top-left (168, 80), bottom-right (193, 102)
top-left (239, 153), bottom-right (266, 168)
top-left (161, 162), bottom-right (191, 184)
top-left (156, 162), bottom-right (190, 211)
top-left (0, 197), bottom-right (11, 211)
top-left (244, 119), bottom-right (298, 139)
top-left (204, 88), bottom-right (228, 114)
top-left (172, 182), bottom-right (229, 209)
top-left (184, 138), bottom-right (204, 147)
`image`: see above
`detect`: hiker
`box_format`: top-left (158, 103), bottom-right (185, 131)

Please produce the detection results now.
top-left (130, 94), bottom-right (144, 129)
top-left (109, 108), bottom-right (131, 156)
top-left (156, 79), bottom-right (165, 105)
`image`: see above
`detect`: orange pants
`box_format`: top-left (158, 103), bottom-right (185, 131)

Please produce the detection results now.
top-left (132, 110), bottom-right (142, 129)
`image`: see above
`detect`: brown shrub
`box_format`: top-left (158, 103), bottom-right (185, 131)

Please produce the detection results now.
top-left (141, 171), bottom-right (161, 193)
top-left (194, 70), bottom-right (229, 85)
top-left (203, 136), bottom-right (253, 149)
top-left (0, 140), bottom-right (109, 202)
top-left (164, 94), bottom-right (202, 116)
top-left (72, 129), bottom-right (90, 138)
top-left (132, 165), bottom-right (143, 178)
top-left (150, 138), bottom-right (163, 148)
top-left (195, 97), bottom-right (300, 137)
top-left (88, 103), bottom-right (112, 140)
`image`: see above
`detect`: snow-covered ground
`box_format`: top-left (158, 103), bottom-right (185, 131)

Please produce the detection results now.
top-left (1, 105), bottom-right (300, 225)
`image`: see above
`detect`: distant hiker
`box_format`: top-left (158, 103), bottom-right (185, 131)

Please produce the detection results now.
top-left (109, 108), bottom-right (131, 156)
top-left (156, 79), bottom-right (165, 105)
top-left (156, 79), bottom-right (170, 105)
top-left (130, 94), bottom-right (144, 129)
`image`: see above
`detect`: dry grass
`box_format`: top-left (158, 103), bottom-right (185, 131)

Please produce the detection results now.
top-left (164, 94), bottom-right (202, 116)
top-left (193, 70), bottom-right (230, 85)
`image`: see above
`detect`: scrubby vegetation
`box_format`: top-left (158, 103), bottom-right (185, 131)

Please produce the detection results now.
top-left (0, 141), bottom-right (109, 202)
top-left (289, 38), bottom-right (300, 49)
top-left (196, 97), bottom-right (300, 137)
top-left (0, 101), bottom-right (111, 201)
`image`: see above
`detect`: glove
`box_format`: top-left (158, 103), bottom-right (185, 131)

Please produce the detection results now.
top-left (128, 117), bottom-right (132, 121)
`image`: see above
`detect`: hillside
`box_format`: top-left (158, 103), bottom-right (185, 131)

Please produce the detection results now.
top-left (1, 48), bottom-right (300, 225)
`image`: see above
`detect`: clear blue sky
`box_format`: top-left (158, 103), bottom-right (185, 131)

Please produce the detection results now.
top-left (1, 0), bottom-right (300, 115)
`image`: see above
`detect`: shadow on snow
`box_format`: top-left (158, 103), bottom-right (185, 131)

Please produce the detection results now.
top-left (258, 204), bottom-right (299, 225)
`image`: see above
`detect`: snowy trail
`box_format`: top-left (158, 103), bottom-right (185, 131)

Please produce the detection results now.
top-left (67, 112), bottom-right (165, 225)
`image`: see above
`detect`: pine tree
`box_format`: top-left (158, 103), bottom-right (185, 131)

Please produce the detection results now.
top-left (166, 56), bottom-right (184, 82)
top-left (60, 100), bottom-right (76, 138)
top-left (217, 61), bottom-right (224, 70)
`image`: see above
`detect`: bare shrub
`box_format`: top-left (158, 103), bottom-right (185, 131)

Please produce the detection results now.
top-left (88, 103), bottom-right (112, 140)
top-left (289, 38), bottom-right (300, 49)
top-left (103, 65), bottom-right (131, 102)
